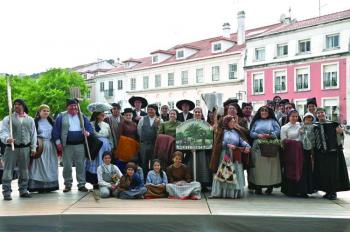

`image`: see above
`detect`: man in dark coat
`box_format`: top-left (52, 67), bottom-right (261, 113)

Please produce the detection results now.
top-left (176, 100), bottom-right (195, 122)
top-left (129, 96), bottom-right (147, 124)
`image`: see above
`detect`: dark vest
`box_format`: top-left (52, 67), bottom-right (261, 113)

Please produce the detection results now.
top-left (140, 116), bottom-right (158, 144)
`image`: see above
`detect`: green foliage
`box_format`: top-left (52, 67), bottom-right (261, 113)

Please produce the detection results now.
top-left (0, 68), bottom-right (90, 119)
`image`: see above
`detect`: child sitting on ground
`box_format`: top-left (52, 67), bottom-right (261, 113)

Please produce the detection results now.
top-left (145, 159), bottom-right (168, 198)
top-left (166, 151), bottom-right (201, 200)
top-left (117, 162), bottom-right (147, 199)
top-left (97, 151), bottom-right (123, 198)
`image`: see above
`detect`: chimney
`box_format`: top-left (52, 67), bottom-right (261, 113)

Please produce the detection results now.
top-left (222, 22), bottom-right (231, 39)
top-left (237, 11), bottom-right (245, 45)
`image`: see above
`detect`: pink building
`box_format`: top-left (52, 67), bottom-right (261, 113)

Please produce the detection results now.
top-left (244, 10), bottom-right (350, 123)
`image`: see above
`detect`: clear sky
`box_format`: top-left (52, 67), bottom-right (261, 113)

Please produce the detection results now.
top-left (1, 0), bottom-right (349, 75)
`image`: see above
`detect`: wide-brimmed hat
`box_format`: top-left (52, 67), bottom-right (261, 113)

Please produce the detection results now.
top-left (223, 98), bottom-right (238, 107)
top-left (306, 97), bottom-right (317, 107)
top-left (303, 112), bottom-right (315, 120)
top-left (241, 102), bottom-right (252, 109)
top-left (176, 100), bottom-right (195, 111)
top-left (128, 96), bottom-right (148, 108)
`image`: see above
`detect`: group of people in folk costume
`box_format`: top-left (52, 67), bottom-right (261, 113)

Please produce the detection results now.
top-left (0, 95), bottom-right (349, 201)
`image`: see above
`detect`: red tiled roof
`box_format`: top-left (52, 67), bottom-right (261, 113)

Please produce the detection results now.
top-left (150, 50), bottom-right (175, 55)
top-left (209, 36), bottom-right (236, 43)
top-left (105, 9), bottom-right (350, 75)
top-left (122, 58), bottom-right (142, 63)
top-left (254, 9), bottom-right (350, 38)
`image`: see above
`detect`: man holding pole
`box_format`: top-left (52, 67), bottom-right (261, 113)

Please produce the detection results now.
top-left (0, 99), bottom-right (37, 200)
top-left (53, 99), bottom-right (93, 193)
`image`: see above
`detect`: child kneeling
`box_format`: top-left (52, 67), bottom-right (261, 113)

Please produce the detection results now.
top-left (117, 162), bottom-right (147, 199)
top-left (97, 152), bottom-right (123, 198)
top-left (166, 151), bottom-right (201, 200)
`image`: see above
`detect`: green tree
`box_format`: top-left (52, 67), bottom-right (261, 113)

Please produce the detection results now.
top-left (0, 68), bottom-right (89, 119)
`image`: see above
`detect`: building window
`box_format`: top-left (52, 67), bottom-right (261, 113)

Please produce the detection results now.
top-left (117, 80), bottom-right (123, 90)
top-left (155, 74), bottom-right (161, 88)
top-left (176, 50), bottom-right (184, 59)
top-left (277, 44), bottom-right (288, 57)
top-left (130, 78), bottom-right (136, 91)
top-left (255, 47), bottom-right (265, 61)
top-left (228, 64), bottom-right (237, 79)
top-left (154, 102), bottom-right (162, 110)
top-left (152, 55), bottom-right (158, 63)
top-left (326, 34), bottom-right (339, 49)
top-left (322, 98), bottom-right (339, 121)
top-left (181, 71), bottom-right (188, 85)
top-left (323, 64), bottom-right (338, 89)
top-left (296, 68), bottom-right (309, 91)
top-left (100, 82), bottom-right (105, 92)
top-left (196, 68), bottom-right (204, 83)
top-left (252, 73), bottom-right (264, 94)
top-left (107, 81), bottom-right (113, 96)
top-left (143, 76), bottom-right (149, 89)
top-left (168, 73), bottom-right (174, 86)
top-left (295, 99), bottom-right (307, 116)
top-left (196, 100), bottom-right (201, 106)
top-left (212, 66), bottom-right (220, 81)
top-left (274, 70), bottom-right (287, 93)
top-left (213, 43), bottom-right (222, 52)
top-left (298, 39), bottom-right (311, 53)
top-left (168, 101), bottom-right (174, 109)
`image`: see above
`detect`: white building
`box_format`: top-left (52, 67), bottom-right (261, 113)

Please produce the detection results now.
top-left (71, 60), bottom-right (116, 102)
top-left (93, 12), bottom-right (274, 111)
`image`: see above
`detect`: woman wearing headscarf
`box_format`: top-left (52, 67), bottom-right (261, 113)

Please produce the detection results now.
top-left (249, 106), bottom-right (281, 195)
top-left (85, 111), bottom-right (113, 188)
top-left (280, 110), bottom-right (314, 197)
top-left (210, 115), bottom-right (250, 198)
top-left (28, 104), bottom-right (59, 193)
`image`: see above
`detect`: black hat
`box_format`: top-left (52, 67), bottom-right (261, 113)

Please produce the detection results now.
top-left (306, 97), bottom-right (317, 107)
top-left (223, 98), bottom-right (239, 107)
top-left (266, 100), bottom-right (276, 106)
top-left (66, 98), bottom-right (79, 106)
top-left (147, 104), bottom-right (158, 112)
top-left (111, 103), bottom-right (121, 109)
top-left (176, 100), bottom-right (195, 111)
top-left (13, 99), bottom-right (29, 114)
top-left (128, 96), bottom-right (148, 108)
top-left (242, 102), bottom-right (252, 109)
top-left (123, 108), bottom-right (133, 114)
top-left (273, 96), bottom-right (282, 103)
top-left (279, 99), bottom-right (290, 105)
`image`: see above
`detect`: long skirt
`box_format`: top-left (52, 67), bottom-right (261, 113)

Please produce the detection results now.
top-left (187, 150), bottom-right (212, 187)
top-left (166, 182), bottom-right (201, 200)
top-left (248, 140), bottom-right (281, 188)
top-left (28, 140), bottom-right (59, 192)
top-left (211, 150), bottom-right (245, 198)
top-left (85, 137), bottom-right (111, 185)
top-left (281, 149), bottom-right (315, 196)
top-left (118, 187), bottom-right (147, 199)
top-left (314, 149), bottom-right (350, 193)
top-left (144, 184), bottom-right (168, 198)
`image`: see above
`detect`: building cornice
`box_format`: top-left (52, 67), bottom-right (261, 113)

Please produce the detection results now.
top-left (244, 52), bottom-right (350, 70)
top-left (97, 51), bottom-right (243, 79)
top-left (127, 79), bottom-right (244, 94)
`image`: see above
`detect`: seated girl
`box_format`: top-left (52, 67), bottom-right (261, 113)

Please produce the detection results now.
top-left (97, 152), bottom-right (123, 198)
top-left (145, 159), bottom-right (168, 198)
top-left (117, 162), bottom-right (147, 199)
top-left (166, 151), bottom-right (201, 200)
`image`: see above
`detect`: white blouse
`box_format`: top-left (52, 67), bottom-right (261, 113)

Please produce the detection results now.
top-left (281, 122), bottom-right (301, 141)
top-left (93, 121), bottom-right (112, 138)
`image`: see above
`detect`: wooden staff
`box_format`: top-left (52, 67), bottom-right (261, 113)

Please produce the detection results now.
top-left (69, 87), bottom-right (92, 161)
top-left (6, 75), bottom-right (14, 151)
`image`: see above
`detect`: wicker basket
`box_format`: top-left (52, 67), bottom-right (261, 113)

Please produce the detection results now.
top-left (259, 143), bottom-right (280, 157)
